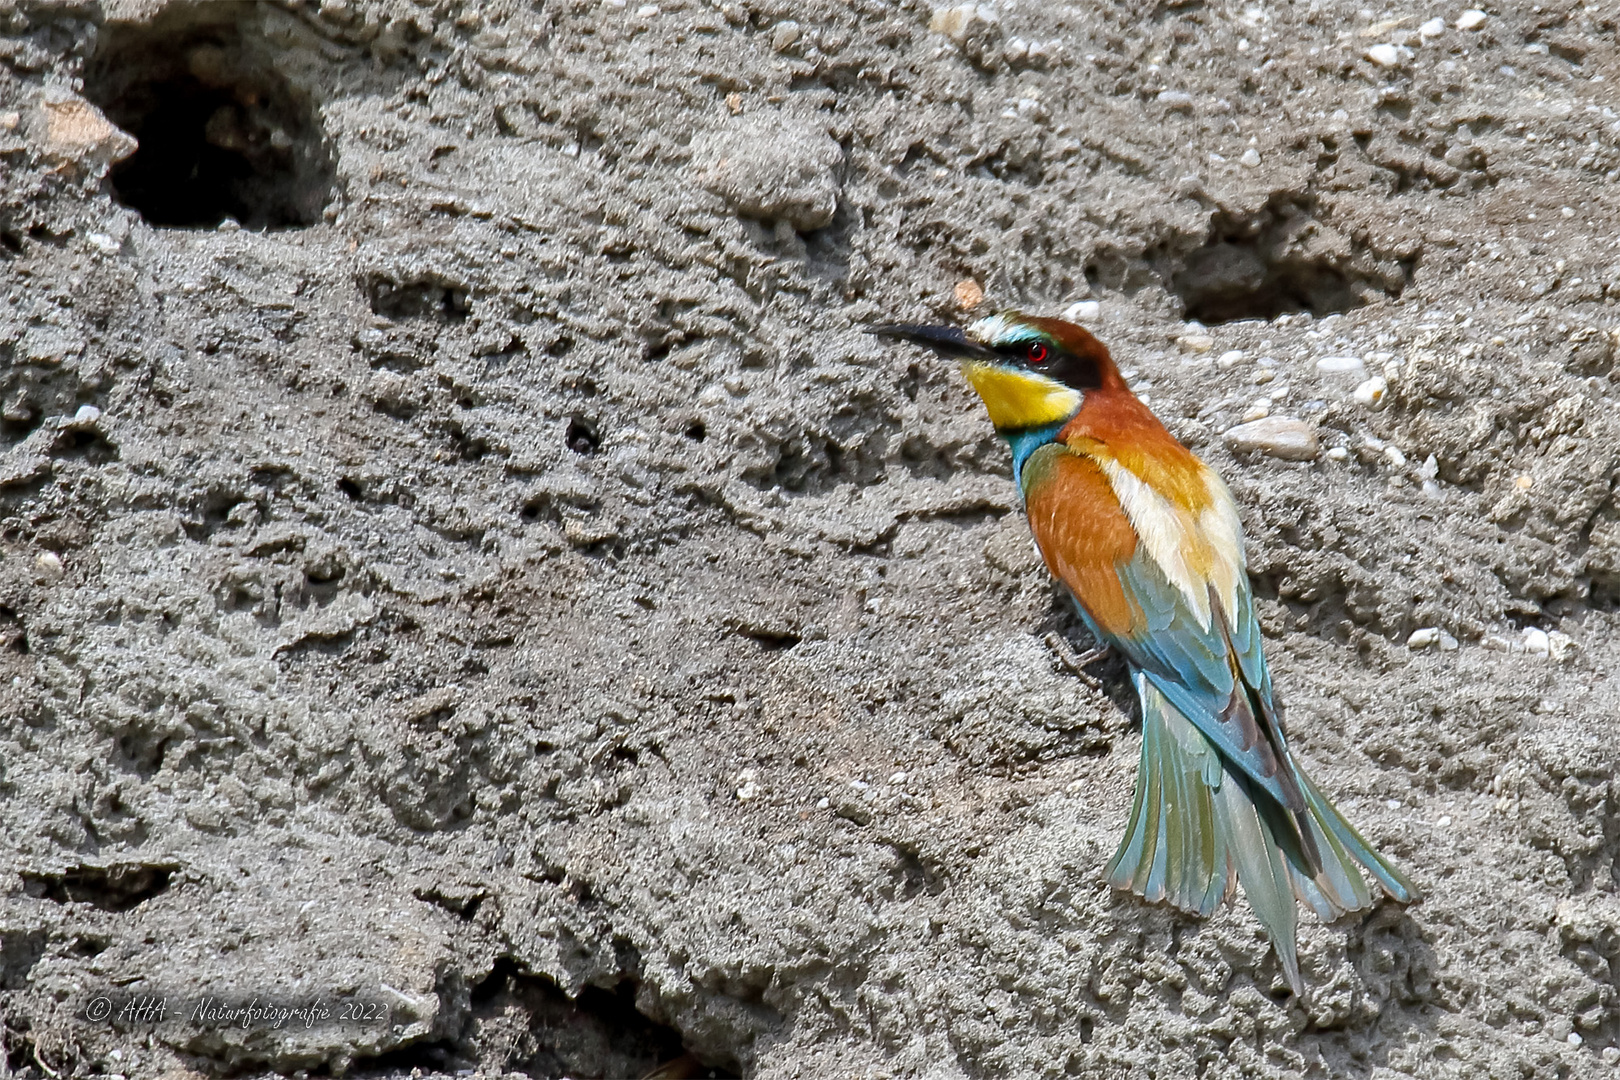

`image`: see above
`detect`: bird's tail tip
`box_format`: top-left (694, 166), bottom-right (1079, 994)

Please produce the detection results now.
top-left (1107, 683), bottom-right (1418, 996)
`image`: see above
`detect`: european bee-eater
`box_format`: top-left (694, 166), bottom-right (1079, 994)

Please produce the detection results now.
top-left (874, 312), bottom-right (1416, 994)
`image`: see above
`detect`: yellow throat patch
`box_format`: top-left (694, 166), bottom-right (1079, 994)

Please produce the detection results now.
top-left (960, 361), bottom-right (1084, 431)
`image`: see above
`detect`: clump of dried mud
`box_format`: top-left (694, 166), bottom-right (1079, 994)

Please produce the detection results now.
top-left (2, 1), bottom-right (1619, 1077)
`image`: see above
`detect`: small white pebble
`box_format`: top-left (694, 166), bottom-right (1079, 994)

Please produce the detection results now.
top-left (889, 771), bottom-right (907, 784)
top-left (816, 797), bottom-right (830, 809)
top-left (1365, 43), bottom-right (1401, 67)
top-left (1239, 147), bottom-right (1262, 168)
top-left (1317, 355), bottom-right (1365, 374)
top-left (1601, 1045), bottom-right (1619, 1065)
top-left (1385, 799), bottom-right (1401, 810)
top-left (1548, 631), bottom-right (1574, 662)
top-left (1419, 16), bottom-right (1445, 38)
top-left (1157, 90), bottom-right (1194, 108)
top-left (1437, 815), bottom-right (1452, 827)
top-left (1455, 9), bottom-right (1487, 29)
top-left (72, 404), bottom-right (102, 425)
top-left (1407, 628), bottom-right (1440, 649)
top-left (1222, 416), bottom-right (1319, 461)
top-left (1439, 631), bottom-right (1459, 651)
top-left (635, 3), bottom-right (659, 15)
top-left (1063, 300), bottom-right (1101, 322)
top-left (1217, 349), bottom-right (1246, 369)
top-left (1352, 375), bottom-right (1388, 406)
top-left (1240, 399), bottom-right (1271, 423)
top-left (1523, 627), bottom-right (1550, 656)
top-left (1180, 334), bottom-right (1215, 353)
top-left (771, 21), bottom-right (801, 51)
top-left (1326, 446), bottom-right (1350, 462)
top-left (851, 779), bottom-right (869, 790)
top-left (929, 3), bottom-right (998, 43)
top-left (1384, 445), bottom-right (1407, 468)
top-left (1569, 1033), bottom-right (1584, 1048)
top-left (34, 551), bottom-right (65, 583)
top-left (1560, 206), bottom-right (1575, 218)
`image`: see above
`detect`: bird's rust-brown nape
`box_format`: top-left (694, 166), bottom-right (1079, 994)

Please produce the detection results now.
top-left (1055, 334), bottom-right (1214, 514)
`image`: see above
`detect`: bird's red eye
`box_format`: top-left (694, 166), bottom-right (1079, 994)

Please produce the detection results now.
top-left (1028, 343), bottom-right (1048, 364)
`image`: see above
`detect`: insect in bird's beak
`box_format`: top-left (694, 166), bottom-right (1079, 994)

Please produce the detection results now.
top-left (867, 323), bottom-right (998, 362)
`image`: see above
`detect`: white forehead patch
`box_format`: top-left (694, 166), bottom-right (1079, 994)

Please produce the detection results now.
top-left (967, 313), bottom-right (1038, 348)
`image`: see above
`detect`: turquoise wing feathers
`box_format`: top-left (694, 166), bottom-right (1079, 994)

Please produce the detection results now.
top-left (1076, 542), bottom-right (1305, 813)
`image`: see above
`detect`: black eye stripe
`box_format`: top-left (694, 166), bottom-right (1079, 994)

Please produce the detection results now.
top-left (996, 342), bottom-right (1102, 391)
top-left (996, 342), bottom-right (1053, 360)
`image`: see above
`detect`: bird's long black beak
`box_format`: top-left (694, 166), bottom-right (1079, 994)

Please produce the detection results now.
top-left (868, 323), bottom-right (997, 361)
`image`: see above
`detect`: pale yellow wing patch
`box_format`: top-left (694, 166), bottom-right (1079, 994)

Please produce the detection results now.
top-left (1086, 452), bottom-right (1246, 632)
top-left (1197, 469), bottom-right (1247, 622)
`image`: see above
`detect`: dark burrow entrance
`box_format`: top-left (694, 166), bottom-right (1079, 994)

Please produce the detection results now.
top-left (1084, 194), bottom-right (1418, 325)
top-left (1166, 196), bottom-right (1416, 323)
top-left (84, 2), bottom-right (334, 229)
top-left (441, 959), bottom-right (740, 1079)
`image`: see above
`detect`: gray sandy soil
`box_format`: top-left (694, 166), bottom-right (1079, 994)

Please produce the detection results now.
top-left (2, 0), bottom-right (1619, 1076)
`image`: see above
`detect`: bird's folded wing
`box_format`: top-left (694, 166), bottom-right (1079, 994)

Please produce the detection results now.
top-left (1021, 442), bottom-right (1297, 809)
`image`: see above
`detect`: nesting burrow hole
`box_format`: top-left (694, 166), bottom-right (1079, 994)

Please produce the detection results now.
top-left (1088, 196), bottom-right (1417, 325)
top-left (85, 3), bottom-right (334, 229)
top-left (465, 961), bottom-right (741, 1079)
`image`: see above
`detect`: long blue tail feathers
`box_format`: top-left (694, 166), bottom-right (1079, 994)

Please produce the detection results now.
top-left (1104, 679), bottom-right (1418, 995)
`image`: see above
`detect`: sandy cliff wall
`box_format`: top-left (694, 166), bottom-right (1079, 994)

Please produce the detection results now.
top-left (2, 0), bottom-right (1620, 1076)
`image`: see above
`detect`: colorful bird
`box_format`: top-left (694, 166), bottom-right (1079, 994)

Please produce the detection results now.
top-left (874, 311), bottom-right (1416, 994)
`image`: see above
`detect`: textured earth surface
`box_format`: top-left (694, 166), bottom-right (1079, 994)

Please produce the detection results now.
top-left (2, 0), bottom-right (1620, 1076)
